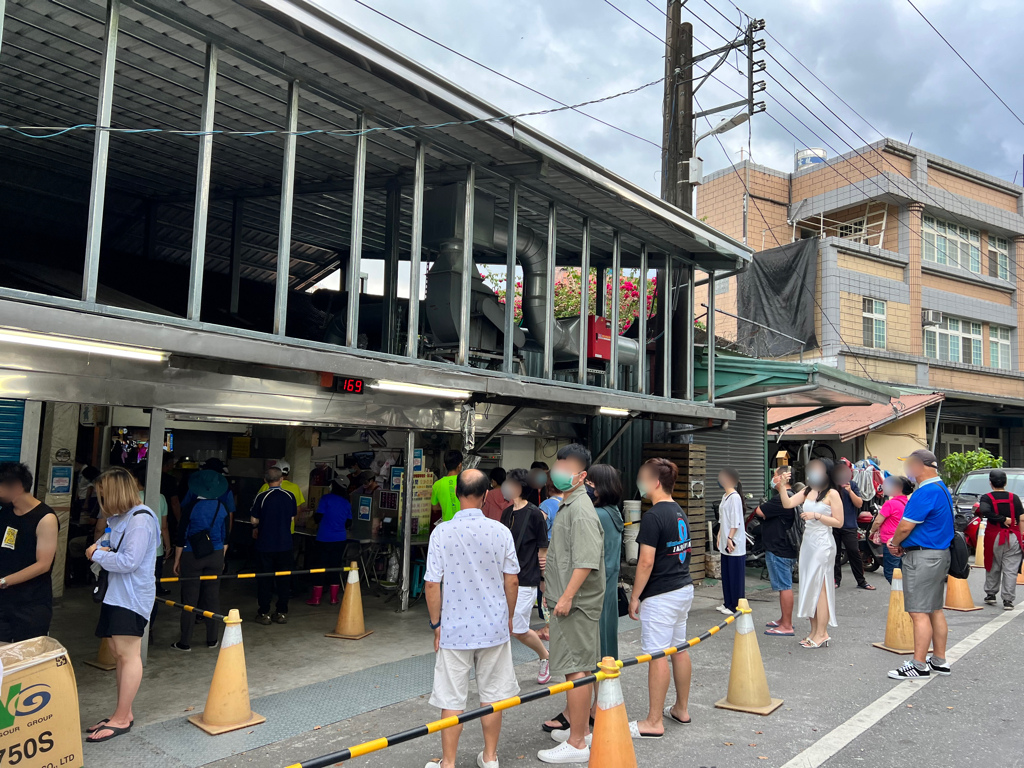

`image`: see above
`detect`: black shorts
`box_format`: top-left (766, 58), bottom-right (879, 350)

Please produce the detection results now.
top-left (95, 603), bottom-right (149, 638)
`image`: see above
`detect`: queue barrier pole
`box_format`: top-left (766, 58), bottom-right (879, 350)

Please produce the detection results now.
top-left (285, 608), bottom-right (748, 768)
top-left (160, 566), bottom-right (354, 583)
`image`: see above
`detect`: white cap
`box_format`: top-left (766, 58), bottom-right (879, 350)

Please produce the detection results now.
top-left (276, 459), bottom-right (291, 475)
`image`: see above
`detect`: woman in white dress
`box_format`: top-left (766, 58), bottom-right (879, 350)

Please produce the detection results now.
top-left (777, 459), bottom-right (845, 648)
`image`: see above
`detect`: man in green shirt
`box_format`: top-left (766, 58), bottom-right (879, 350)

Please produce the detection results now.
top-left (431, 450), bottom-right (464, 524)
top-left (538, 444), bottom-right (605, 765)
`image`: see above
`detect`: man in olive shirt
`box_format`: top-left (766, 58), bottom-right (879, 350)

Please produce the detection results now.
top-left (538, 444), bottom-right (605, 765)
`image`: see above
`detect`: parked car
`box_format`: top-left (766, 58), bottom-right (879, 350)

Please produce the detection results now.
top-left (952, 468), bottom-right (1024, 531)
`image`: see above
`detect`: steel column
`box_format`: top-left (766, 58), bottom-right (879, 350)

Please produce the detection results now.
top-left (400, 429), bottom-right (415, 612)
top-left (187, 42), bottom-right (219, 322)
top-left (229, 197), bottom-right (244, 315)
top-left (406, 142), bottom-right (425, 358)
top-left (81, 0), bottom-right (120, 303)
top-left (543, 202), bottom-right (557, 378)
top-left (144, 408), bottom-right (166, 509)
top-left (0, 0), bottom-right (6, 60)
top-left (638, 244), bottom-right (648, 393)
top-left (503, 183), bottom-right (519, 373)
top-left (18, 401), bottom-right (42, 478)
top-left (684, 264), bottom-right (695, 401)
top-left (457, 164), bottom-right (476, 366)
top-left (609, 231), bottom-right (621, 389)
top-left (346, 112), bottom-right (369, 347)
top-left (577, 217), bottom-right (591, 385)
top-left (274, 80), bottom-right (299, 336)
top-left (662, 257), bottom-right (673, 397)
top-left (707, 270), bottom-right (716, 405)
top-left (381, 179), bottom-right (401, 354)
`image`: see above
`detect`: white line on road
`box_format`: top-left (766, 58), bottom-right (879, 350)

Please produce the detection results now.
top-left (779, 606), bottom-right (1024, 768)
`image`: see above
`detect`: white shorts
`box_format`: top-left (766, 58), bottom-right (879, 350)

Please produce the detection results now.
top-left (429, 642), bottom-right (520, 711)
top-left (512, 586), bottom-right (538, 634)
top-left (639, 584), bottom-right (695, 655)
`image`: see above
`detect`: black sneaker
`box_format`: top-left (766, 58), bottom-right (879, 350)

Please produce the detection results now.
top-left (984, 594), bottom-right (997, 605)
top-left (206, 639), bottom-right (219, 649)
top-left (888, 660), bottom-right (929, 679)
top-left (926, 656), bottom-right (951, 676)
top-left (255, 612), bottom-right (272, 625)
top-left (170, 642), bottom-right (191, 652)
top-left (1004, 601), bottom-right (1014, 611)
top-left (271, 612), bottom-right (288, 624)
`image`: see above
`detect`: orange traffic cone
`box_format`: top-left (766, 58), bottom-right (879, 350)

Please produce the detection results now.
top-left (326, 562), bottom-right (372, 640)
top-left (84, 638), bottom-right (117, 671)
top-left (972, 520), bottom-right (987, 568)
top-left (188, 609), bottom-right (266, 734)
top-left (944, 575), bottom-right (982, 612)
top-left (714, 599), bottom-right (783, 715)
top-left (589, 658), bottom-right (637, 768)
top-left (872, 568), bottom-right (916, 654)
top-left (1017, 570), bottom-right (1024, 586)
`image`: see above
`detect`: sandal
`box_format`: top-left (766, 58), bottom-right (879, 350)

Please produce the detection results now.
top-left (766, 621), bottom-right (781, 628)
top-left (857, 583), bottom-right (876, 590)
top-left (87, 723), bottom-right (132, 743)
top-left (542, 713), bottom-right (570, 733)
top-left (628, 721), bottom-right (663, 739)
top-left (666, 708), bottom-right (691, 725)
top-left (87, 718), bottom-right (133, 733)
top-left (764, 627), bottom-right (795, 636)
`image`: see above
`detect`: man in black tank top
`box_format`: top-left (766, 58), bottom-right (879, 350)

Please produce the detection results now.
top-left (0, 462), bottom-right (59, 642)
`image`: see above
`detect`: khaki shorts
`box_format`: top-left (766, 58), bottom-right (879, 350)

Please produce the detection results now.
top-left (902, 548), bottom-right (951, 613)
top-left (549, 607), bottom-right (601, 677)
top-left (429, 642), bottom-right (520, 711)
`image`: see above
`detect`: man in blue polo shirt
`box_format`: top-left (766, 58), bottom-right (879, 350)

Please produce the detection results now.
top-left (886, 449), bottom-right (953, 680)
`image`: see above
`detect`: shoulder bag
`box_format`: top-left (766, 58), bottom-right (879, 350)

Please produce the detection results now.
top-left (940, 486), bottom-right (971, 580)
top-left (92, 508), bottom-right (154, 604)
top-left (187, 501), bottom-right (225, 560)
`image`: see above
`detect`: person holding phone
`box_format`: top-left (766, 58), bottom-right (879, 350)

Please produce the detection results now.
top-left (716, 468), bottom-right (746, 616)
top-left (756, 467), bottom-right (799, 636)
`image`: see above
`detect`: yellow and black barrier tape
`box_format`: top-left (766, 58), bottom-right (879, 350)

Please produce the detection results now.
top-left (157, 598), bottom-right (228, 623)
top-left (159, 566), bottom-right (353, 583)
top-left (284, 607), bottom-right (748, 767)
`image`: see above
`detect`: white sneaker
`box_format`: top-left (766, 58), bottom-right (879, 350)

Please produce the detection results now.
top-left (716, 605), bottom-right (733, 615)
top-left (477, 751), bottom-right (499, 768)
top-left (538, 658), bottom-right (551, 685)
top-left (538, 740), bottom-right (591, 764)
top-left (550, 728), bottom-right (592, 746)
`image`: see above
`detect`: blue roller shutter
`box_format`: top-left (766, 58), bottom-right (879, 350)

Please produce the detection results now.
top-left (0, 399), bottom-right (25, 462)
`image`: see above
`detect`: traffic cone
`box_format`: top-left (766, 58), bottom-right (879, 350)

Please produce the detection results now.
top-left (714, 599), bottom-right (783, 716)
top-left (972, 520), bottom-right (987, 568)
top-left (944, 575), bottom-right (982, 612)
top-left (84, 638), bottom-right (117, 671)
top-left (590, 657), bottom-right (637, 768)
top-left (188, 609), bottom-right (266, 735)
top-left (326, 562), bottom-right (372, 640)
top-left (872, 568), bottom-right (916, 654)
top-left (1017, 570), bottom-right (1024, 586)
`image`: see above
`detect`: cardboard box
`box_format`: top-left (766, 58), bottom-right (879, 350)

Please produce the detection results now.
top-left (0, 637), bottom-right (82, 768)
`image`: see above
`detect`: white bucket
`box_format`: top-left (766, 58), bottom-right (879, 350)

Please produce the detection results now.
top-left (623, 500), bottom-right (642, 524)
top-left (623, 523), bottom-right (640, 565)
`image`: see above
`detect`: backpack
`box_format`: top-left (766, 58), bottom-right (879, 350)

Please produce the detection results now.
top-left (940, 485), bottom-right (971, 580)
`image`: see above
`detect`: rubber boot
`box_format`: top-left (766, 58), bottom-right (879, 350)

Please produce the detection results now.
top-left (329, 584), bottom-right (341, 605)
top-left (306, 586), bottom-right (323, 606)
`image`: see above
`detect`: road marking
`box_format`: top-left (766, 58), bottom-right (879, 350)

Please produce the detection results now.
top-left (779, 606), bottom-right (1024, 768)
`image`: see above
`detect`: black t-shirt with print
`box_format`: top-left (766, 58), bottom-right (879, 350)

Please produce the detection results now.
top-left (500, 502), bottom-right (549, 587)
top-left (635, 500), bottom-right (692, 600)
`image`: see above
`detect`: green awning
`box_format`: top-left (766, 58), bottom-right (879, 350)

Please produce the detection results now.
top-left (693, 353), bottom-right (898, 407)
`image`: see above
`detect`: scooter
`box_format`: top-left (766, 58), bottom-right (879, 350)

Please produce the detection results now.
top-left (857, 509), bottom-right (883, 572)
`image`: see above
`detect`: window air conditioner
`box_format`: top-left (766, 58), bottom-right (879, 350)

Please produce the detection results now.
top-left (922, 310), bottom-right (943, 327)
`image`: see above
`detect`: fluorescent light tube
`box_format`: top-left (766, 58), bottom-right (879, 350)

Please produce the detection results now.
top-left (0, 329), bottom-right (168, 362)
top-left (371, 380), bottom-right (471, 400)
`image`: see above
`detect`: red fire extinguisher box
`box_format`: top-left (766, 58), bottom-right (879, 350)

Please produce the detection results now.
top-left (587, 315), bottom-right (613, 360)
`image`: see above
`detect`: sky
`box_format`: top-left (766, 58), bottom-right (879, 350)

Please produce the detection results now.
top-left (313, 0), bottom-right (1024, 293)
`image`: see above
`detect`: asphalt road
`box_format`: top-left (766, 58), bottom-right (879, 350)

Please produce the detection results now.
top-left (207, 567), bottom-right (1024, 768)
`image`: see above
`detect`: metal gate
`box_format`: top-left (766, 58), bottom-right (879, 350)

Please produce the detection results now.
top-left (695, 400), bottom-right (767, 511)
top-left (0, 399), bottom-right (25, 462)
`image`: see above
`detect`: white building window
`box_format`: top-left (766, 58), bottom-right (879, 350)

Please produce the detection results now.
top-left (990, 325), bottom-right (1012, 370)
top-left (837, 218), bottom-right (867, 243)
top-left (923, 216), bottom-right (981, 273)
top-left (988, 235), bottom-right (1009, 281)
top-left (861, 298), bottom-right (886, 349)
top-left (924, 316), bottom-right (982, 365)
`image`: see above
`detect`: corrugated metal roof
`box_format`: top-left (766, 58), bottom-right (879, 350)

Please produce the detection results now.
top-left (770, 393), bottom-right (945, 442)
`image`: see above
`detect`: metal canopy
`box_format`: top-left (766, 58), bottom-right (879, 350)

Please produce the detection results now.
top-left (694, 354), bottom-right (898, 407)
top-left (0, 0), bottom-right (751, 288)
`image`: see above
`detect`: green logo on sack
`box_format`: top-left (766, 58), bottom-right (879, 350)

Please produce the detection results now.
top-left (0, 683), bottom-right (51, 729)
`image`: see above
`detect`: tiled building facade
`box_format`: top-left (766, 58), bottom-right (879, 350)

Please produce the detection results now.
top-left (697, 139), bottom-right (1024, 462)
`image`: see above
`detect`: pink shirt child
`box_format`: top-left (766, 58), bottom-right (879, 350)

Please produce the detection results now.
top-left (877, 495), bottom-right (908, 542)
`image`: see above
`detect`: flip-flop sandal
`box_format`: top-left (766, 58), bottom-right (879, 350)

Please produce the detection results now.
top-left (542, 713), bottom-right (569, 733)
top-left (87, 718), bottom-right (133, 733)
top-left (857, 584), bottom-right (877, 590)
top-left (665, 708), bottom-right (691, 724)
top-left (87, 723), bottom-right (132, 743)
top-left (766, 621), bottom-right (781, 628)
top-left (764, 628), bottom-right (795, 636)
top-left (629, 721), bottom-right (664, 739)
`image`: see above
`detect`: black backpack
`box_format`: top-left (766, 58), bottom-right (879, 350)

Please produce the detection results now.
top-left (941, 486), bottom-right (971, 580)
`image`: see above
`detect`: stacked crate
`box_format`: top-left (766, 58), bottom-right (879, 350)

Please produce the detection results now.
top-left (640, 443), bottom-right (707, 582)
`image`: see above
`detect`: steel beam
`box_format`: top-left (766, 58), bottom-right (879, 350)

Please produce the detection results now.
top-left (187, 43), bottom-right (219, 322)
top-left (0, 0), bottom-right (6, 60)
top-left (81, 0), bottom-right (120, 303)
top-left (381, 179), bottom-right (401, 354)
top-left (274, 80), bottom-right (300, 336)
top-left (406, 142), bottom-right (425, 359)
top-left (662, 257), bottom-right (673, 397)
top-left (471, 406), bottom-right (523, 455)
top-left (684, 264), bottom-right (695, 401)
top-left (346, 112), bottom-right (368, 347)
top-left (609, 231), bottom-right (621, 389)
top-left (503, 183), bottom-right (519, 374)
top-left (457, 164), bottom-right (476, 366)
top-left (230, 197), bottom-right (244, 315)
top-left (577, 217), bottom-right (591, 385)
top-left (638, 243), bottom-right (648, 393)
top-left (707, 270), bottom-right (716, 405)
top-left (400, 429), bottom-right (414, 611)
top-left (543, 202), bottom-right (557, 378)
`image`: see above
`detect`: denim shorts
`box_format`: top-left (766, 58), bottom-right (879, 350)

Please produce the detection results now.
top-left (765, 551), bottom-right (795, 591)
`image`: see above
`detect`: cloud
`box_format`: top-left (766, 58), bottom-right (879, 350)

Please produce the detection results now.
top-left (323, 0), bottom-right (1023, 190)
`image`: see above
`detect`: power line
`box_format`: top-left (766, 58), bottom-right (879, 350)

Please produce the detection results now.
top-left (602, 0), bottom-right (665, 46)
top-left (903, 0), bottom-right (1024, 129)
top-left (349, 0), bottom-right (660, 147)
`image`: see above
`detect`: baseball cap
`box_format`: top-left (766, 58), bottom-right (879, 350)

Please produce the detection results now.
top-left (899, 449), bottom-right (939, 468)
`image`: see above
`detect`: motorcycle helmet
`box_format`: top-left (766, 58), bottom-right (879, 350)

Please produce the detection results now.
top-left (857, 510), bottom-right (874, 524)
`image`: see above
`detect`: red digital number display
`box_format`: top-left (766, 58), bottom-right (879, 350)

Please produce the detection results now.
top-left (339, 377), bottom-right (364, 394)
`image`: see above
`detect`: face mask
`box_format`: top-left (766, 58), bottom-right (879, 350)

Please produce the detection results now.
top-left (807, 470), bottom-right (826, 487)
top-left (636, 480), bottom-right (649, 499)
top-left (500, 483), bottom-right (517, 501)
top-left (550, 469), bottom-right (578, 492)
top-left (585, 485), bottom-right (596, 500)
top-left (717, 479), bottom-right (724, 489)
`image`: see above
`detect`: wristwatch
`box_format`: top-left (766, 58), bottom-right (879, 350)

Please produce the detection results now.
top-left (0, 577), bottom-right (7, 589)
top-left (429, 617), bottom-right (441, 630)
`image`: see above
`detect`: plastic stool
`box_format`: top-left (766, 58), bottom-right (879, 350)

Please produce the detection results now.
top-left (411, 561), bottom-right (426, 599)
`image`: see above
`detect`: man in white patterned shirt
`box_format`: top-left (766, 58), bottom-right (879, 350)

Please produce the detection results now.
top-left (424, 468), bottom-right (520, 768)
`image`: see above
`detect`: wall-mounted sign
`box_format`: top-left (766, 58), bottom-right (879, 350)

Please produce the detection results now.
top-left (380, 491), bottom-right (399, 511)
top-left (358, 495), bottom-right (372, 521)
top-left (49, 465), bottom-right (73, 494)
top-left (54, 448), bottom-right (72, 463)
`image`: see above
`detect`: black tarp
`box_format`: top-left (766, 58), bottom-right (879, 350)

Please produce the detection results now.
top-left (736, 237), bottom-right (818, 357)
